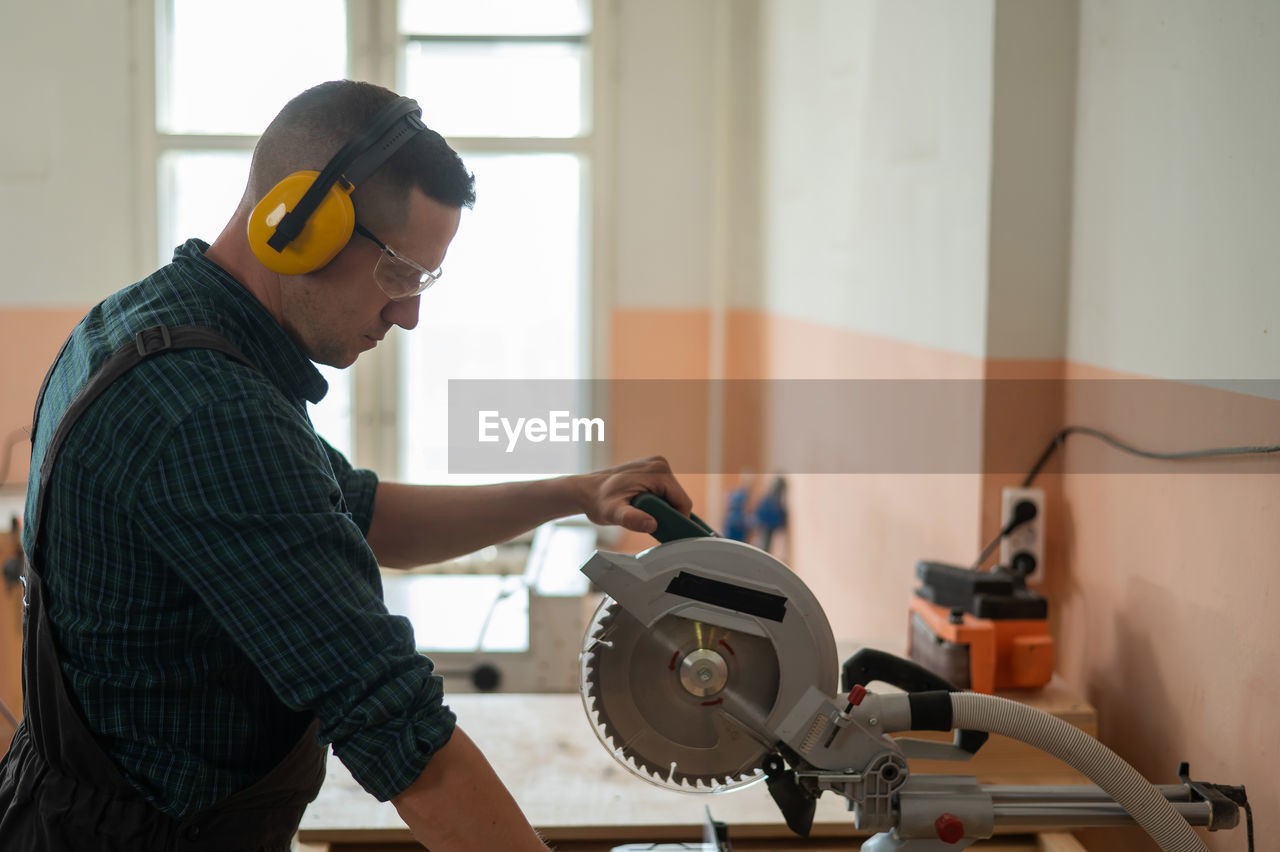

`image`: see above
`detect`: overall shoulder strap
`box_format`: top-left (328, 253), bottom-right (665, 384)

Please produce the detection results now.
top-left (26, 325), bottom-right (262, 563)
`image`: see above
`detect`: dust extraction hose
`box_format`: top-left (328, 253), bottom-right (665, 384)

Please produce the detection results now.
top-left (949, 693), bottom-right (1205, 852)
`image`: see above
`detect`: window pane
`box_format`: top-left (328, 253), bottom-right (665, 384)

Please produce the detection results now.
top-left (309, 364), bottom-right (353, 461)
top-left (157, 150), bottom-right (251, 263)
top-left (400, 0), bottom-right (589, 36)
top-left (400, 154), bottom-right (585, 485)
top-left (404, 41), bottom-right (586, 138)
top-left (383, 574), bottom-right (529, 652)
top-left (160, 0), bottom-right (346, 135)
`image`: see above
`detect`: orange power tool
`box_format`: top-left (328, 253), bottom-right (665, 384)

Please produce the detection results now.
top-left (906, 561), bottom-right (1054, 693)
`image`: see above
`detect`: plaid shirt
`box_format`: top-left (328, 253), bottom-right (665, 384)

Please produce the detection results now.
top-left (23, 239), bottom-right (454, 818)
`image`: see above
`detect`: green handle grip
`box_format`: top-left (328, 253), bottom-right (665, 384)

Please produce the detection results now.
top-left (630, 492), bottom-right (717, 543)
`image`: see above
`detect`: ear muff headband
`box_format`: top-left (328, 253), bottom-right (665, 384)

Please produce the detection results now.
top-left (249, 96), bottom-right (427, 274)
top-left (265, 97), bottom-right (424, 253)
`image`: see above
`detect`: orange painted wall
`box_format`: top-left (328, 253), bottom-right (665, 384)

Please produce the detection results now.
top-left (1052, 363), bottom-right (1279, 852)
top-left (748, 312), bottom-right (991, 646)
top-left (0, 306), bottom-right (87, 748)
top-left (0, 307), bottom-right (87, 481)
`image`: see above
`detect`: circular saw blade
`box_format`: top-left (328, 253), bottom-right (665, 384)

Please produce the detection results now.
top-left (581, 599), bottom-right (780, 791)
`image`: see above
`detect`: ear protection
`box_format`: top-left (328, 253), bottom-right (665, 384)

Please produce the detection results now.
top-left (247, 97), bottom-right (427, 275)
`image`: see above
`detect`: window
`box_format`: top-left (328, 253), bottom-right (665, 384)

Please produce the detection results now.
top-left (150, 0), bottom-right (596, 478)
top-left (396, 0), bottom-right (593, 485)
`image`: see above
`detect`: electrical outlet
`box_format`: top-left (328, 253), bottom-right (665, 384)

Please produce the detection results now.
top-left (1000, 486), bottom-right (1044, 582)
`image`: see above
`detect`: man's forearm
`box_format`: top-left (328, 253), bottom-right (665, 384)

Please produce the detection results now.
top-left (392, 726), bottom-right (550, 851)
top-left (365, 457), bottom-right (690, 569)
top-left (366, 478), bottom-right (585, 568)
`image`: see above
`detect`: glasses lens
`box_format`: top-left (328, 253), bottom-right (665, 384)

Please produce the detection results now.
top-left (375, 252), bottom-right (438, 299)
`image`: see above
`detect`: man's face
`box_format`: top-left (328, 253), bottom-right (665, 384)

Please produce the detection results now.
top-left (281, 188), bottom-right (462, 368)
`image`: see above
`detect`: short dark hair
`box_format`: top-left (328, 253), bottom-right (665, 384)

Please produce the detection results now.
top-left (248, 80), bottom-right (475, 230)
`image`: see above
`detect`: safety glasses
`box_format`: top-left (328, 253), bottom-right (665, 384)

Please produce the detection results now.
top-left (353, 221), bottom-right (443, 300)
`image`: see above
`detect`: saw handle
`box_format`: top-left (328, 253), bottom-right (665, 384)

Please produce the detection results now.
top-left (630, 492), bottom-right (717, 542)
top-left (842, 648), bottom-right (989, 755)
top-left (843, 647), bottom-right (961, 693)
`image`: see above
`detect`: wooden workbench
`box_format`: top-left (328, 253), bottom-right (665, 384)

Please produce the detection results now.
top-left (297, 678), bottom-right (1094, 852)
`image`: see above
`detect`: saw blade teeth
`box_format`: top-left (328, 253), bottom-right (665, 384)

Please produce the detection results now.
top-left (668, 767), bottom-right (759, 790)
top-left (628, 753), bottom-right (669, 783)
top-left (590, 602), bottom-right (619, 634)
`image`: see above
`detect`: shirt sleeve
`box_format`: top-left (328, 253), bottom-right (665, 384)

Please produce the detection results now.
top-left (135, 390), bottom-right (453, 801)
top-left (319, 437), bottom-right (379, 537)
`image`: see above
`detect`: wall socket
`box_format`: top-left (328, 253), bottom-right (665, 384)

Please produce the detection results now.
top-left (1000, 486), bottom-right (1045, 582)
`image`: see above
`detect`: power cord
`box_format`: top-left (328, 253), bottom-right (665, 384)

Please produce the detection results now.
top-left (472, 576), bottom-right (521, 653)
top-left (1022, 426), bottom-right (1280, 487)
top-left (970, 500), bottom-right (1037, 572)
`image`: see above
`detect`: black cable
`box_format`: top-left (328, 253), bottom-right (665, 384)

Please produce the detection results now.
top-left (970, 500), bottom-right (1038, 572)
top-left (1243, 796), bottom-right (1254, 852)
top-left (1022, 426), bottom-right (1280, 487)
top-left (472, 576), bottom-right (522, 653)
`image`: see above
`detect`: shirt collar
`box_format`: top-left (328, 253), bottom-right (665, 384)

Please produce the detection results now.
top-left (175, 239), bottom-right (330, 405)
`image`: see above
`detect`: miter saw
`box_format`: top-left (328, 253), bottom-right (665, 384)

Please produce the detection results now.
top-left (578, 495), bottom-right (1253, 851)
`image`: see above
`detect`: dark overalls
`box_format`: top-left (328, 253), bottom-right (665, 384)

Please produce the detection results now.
top-left (0, 326), bottom-right (327, 851)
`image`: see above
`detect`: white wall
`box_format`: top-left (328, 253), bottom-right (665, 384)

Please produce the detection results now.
top-left (611, 0), bottom-right (718, 310)
top-left (761, 0), bottom-right (995, 359)
top-left (985, 0), bottom-right (1078, 360)
top-left (1068, 0), bottom-right (1280, 380)
top-left (0, 0), bottom-right (140, 307)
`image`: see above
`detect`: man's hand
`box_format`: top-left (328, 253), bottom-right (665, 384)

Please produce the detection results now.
top-left (567, 455), bottom-right (693, 535)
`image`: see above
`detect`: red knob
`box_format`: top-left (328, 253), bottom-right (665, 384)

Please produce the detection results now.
top-left (935, 813), bottom-right (965, 844)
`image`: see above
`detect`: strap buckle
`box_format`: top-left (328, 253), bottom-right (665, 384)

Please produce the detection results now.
top-left (134, 325), bottom-right (173, 357)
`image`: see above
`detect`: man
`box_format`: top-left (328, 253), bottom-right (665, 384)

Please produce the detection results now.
top-left (0, 80), bottom-right (691, 850)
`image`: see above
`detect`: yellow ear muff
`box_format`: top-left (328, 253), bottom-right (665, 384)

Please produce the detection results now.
top-left (247, 171), bottom-right (356, 275)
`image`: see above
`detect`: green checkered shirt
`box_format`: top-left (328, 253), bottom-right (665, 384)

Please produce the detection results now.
top-left (23, 239), bottom-right (454, 818)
